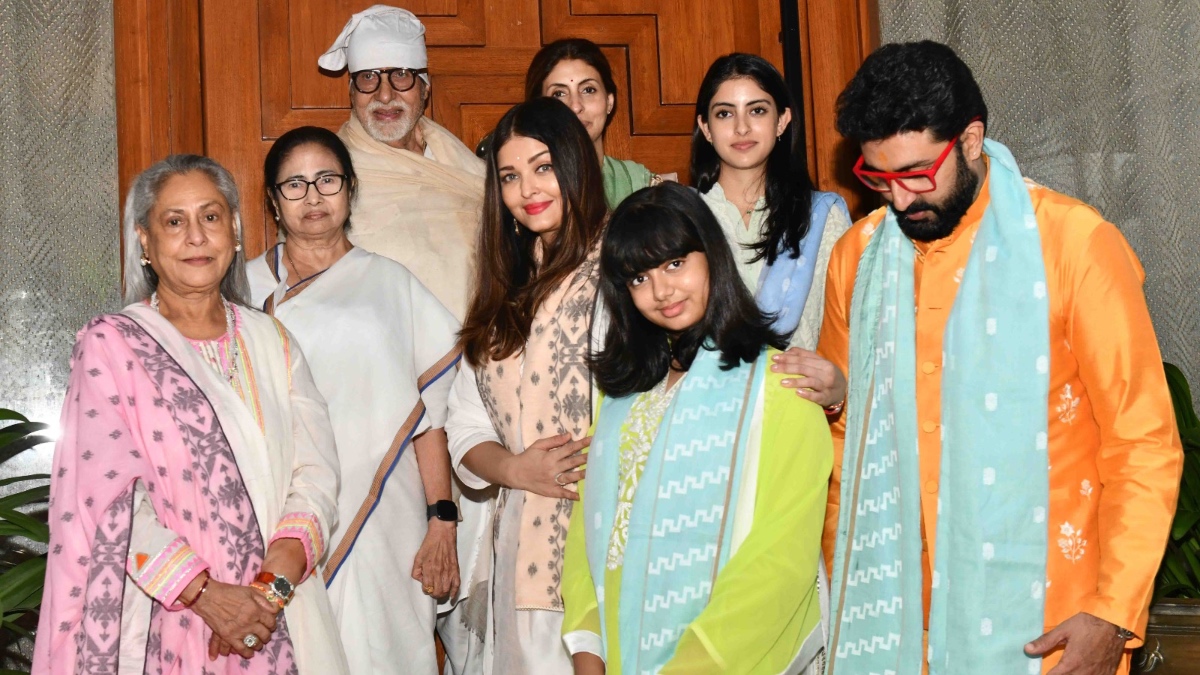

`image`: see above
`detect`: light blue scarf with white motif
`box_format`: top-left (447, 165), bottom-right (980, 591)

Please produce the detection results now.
top-left (586, 347), bottom-right (765, 674)
top-left (757, 191), bottom-right (850, 336)
top-left (827, 139), bottom-right (1050, 674)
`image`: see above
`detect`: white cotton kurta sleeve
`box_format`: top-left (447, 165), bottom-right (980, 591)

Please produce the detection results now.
top-left (446, 361), bottom-right (502, 490)
top-left (273, 337), bottom-right (342, 573)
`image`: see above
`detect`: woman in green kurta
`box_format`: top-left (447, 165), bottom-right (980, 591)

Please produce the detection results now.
top-left (526, 38), bottom-right (662, 209)
top-left (561, 183), bottom-right (832, 675)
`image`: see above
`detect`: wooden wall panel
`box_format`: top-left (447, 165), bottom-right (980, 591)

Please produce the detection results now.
top-left (798, 0), bottom-right (880, 216)
top-left (116, 0), bottom-right (880, 255)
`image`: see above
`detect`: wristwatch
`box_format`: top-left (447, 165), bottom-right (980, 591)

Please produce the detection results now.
top-left (254, 571), bottom-right (296, 606)
top-left (1116, 626), bottom-right (1136, 641)
top-left (426, 500), bottom-right (459, 522)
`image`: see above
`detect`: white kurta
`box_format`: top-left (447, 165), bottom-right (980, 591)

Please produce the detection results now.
top-left (701, 183), bottom-right (851, 349)
top-left (248, 247), bottom-right (483, 675)
top-left (445, 363), bottom-right (573, 675)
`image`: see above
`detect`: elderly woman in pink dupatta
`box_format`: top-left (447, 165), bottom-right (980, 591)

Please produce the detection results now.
top-left (446, 98), bottom-right (604, 674)
top-left (33, 155), bottom-right (349, 674)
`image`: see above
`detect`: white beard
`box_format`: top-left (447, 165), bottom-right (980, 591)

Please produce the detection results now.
top-left (355, 99), bottom-right (422, 145)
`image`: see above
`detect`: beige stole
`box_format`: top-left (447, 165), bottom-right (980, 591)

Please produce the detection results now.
top-left (339, 115), bottom-right (485, 321)
top-left (476, 251), bottom-right (599, 610)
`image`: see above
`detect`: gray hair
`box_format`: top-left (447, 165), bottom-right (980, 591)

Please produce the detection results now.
top-left (122, 154), bottom-right (250, 306)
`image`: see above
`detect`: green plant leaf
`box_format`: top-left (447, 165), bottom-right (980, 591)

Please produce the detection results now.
top-left (0, 485), bottom-right (50, 513)
top-left (1165, 363), bottom-right (1200, 431)
top-left (0, 434), bottom-right (51, 466)
top-left (0, 409), bottom-right (30, 424)
top-left (1172, 509), bottom-right (1200, 541)
top-left (0, 556), bottom-right (46, 621)
top-left (0, 507), bottom-right (49, 543)
top-left (0, 473), bottom-right (50, 488)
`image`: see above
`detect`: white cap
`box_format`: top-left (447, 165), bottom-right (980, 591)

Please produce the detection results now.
top-left (318, 4), bottom-right (428, 79)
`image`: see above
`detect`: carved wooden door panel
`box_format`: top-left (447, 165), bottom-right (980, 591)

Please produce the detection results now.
top-left (116, 1), bottom-right (877, 257)
top-left (195, 0), bottom-right (784, 254)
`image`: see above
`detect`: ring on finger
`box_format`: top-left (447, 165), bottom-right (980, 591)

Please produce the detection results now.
top-left (554, 472), bottom-right (568, 487)
top-left (423, 585), bottom-right (434, 595)
top-left (243, 634), bottom-right (260, 649)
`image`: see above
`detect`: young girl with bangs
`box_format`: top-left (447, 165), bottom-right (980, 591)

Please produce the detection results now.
top-left (560, 182), bottom-right (832, 675)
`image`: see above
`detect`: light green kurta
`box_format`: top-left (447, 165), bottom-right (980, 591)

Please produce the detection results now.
top-left (561, 363), bottom-right (833, 674)
top-left (602, 156), bottom-right (656, 210)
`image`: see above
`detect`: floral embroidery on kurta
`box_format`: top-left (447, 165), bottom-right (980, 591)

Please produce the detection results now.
top-left (1057, 522), bottom-right (1087, 563)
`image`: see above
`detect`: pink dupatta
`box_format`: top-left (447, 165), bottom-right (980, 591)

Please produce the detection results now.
top-left (33, 312), bottom-right (296, 674)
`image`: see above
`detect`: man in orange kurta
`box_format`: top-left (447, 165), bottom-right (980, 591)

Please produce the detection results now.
top-left (819, 41), bottom-right (1182, 675)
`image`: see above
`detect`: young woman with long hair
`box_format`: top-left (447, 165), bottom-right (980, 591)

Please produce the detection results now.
top-left (560, 182), bottom-right (832, 674)
top-left (692, 53), bottom-right (850, 411)
top-left (526, 38), bottom-right (663, 208)
top-left (446, 96), bottom-right (608, 674)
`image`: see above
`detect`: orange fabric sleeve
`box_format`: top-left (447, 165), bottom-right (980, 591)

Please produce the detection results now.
top-left (1062, 213), bottom-right (1183, 639)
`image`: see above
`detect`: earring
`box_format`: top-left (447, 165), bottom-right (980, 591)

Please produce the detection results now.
top-left (140, 254), bottom-right (150, 266)
top-left (234, 241), bottom-right (243, 252)
top-left (776, 134), bottom-right (782, 142)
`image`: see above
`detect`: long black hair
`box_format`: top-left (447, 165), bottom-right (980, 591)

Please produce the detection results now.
top-left (590, 182), bottom-right (786, 397)
top-left (460, 97), bottom-right (607, 367)
top-left (690, 53), bottom-right (814, 266)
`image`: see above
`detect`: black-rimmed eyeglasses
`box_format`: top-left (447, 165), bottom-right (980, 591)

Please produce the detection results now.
top-left (273, 174), bottom-right (347, 201)
top-left (351, 68), bottom-right (427, 94)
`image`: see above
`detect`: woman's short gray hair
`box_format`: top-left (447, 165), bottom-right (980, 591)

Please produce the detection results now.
top-left (122, 154), bottom-right (250, 306)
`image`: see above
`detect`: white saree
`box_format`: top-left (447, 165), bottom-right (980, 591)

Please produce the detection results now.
top-left (248, 247), bottom-right (486, 675)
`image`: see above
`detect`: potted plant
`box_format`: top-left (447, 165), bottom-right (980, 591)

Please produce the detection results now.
top-left (0, 409), bottom-right (51, 674)
top-left (1134, 364), bottom-right (1200, 673)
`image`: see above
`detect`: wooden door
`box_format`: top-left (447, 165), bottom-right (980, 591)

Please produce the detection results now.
top-left (115, 0), bottom-right (877, 258)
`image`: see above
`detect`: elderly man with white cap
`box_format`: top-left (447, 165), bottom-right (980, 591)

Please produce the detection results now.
top-left (318, 6), bottom-right (488, 675)
top-left (320, 3), bottom-right (486, 322)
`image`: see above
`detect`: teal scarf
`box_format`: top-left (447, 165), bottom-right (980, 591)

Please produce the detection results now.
top-left (828, 139), bottom-right (1050, 674)
top-left (586, 347), bottom-right (765, 673)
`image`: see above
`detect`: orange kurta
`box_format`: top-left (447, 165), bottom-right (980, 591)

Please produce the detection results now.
top-left (818, 161), bottom-right (1183, 673)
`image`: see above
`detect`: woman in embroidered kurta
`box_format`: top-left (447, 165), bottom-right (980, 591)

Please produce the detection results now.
top-left (561, 182), bottom-right (832, 674)
top-left (245, 127), bottom-right (476, 675)
top-left (35, 155), bottom-right (349, 674)
top-left (691, 54), bottom-right (849, 412)
top-left (447, 98), bottom-right (609, 674)
top-left (526, 38), bottom-right (664, 209)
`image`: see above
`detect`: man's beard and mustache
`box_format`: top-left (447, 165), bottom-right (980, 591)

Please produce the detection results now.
top-left (893, 145), bottom-right (980, 243)
top-left (355, 99), bottom-right (423, 145)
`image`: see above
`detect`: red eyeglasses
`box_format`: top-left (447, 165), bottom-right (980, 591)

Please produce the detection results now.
top-left (852, 119), bottom-right (979, 194)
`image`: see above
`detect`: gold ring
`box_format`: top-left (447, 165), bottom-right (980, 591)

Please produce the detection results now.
top-left (423, 585), bottom-right (434, 595)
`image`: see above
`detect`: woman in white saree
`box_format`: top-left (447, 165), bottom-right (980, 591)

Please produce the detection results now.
top-left (247, 126), bottom-right (484, 675)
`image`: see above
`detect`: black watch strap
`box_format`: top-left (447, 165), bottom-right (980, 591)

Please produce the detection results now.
top-left (427, 500), bottom-right (458, 522)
